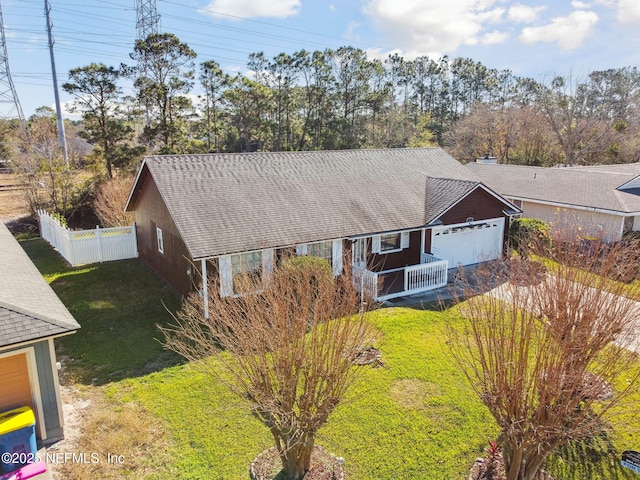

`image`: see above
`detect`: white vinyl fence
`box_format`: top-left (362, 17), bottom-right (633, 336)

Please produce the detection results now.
top-left (38, 210), bottom-right (138, 266)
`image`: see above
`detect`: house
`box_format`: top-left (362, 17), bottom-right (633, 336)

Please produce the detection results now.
top-left (467, 162), bottom-right (640, 242)
top-left (0, 222), bottom-right (80, 445)
top-left (125, 148), bottom-right (519, 309)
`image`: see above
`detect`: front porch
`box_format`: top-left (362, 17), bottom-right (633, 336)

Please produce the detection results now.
top-left (355, 253), bottom-right (449, 302)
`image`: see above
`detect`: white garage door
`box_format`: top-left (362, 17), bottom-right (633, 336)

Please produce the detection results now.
top-left (431, 218), bottom-right (505, 268)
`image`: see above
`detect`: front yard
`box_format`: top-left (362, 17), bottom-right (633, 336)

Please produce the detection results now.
top-left (21, 237), bottom-right (640, 479)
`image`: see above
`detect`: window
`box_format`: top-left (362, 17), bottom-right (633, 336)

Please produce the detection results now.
top-left (156, 227), bottom-right (164, 254)
top-left (307, 241), bottom-right (333, 261)
top-left (231, 251), bottom-right (262, 294)
top-left (372, 232), bottom-right (410, 254)
top-left (380, 233), bottom-right (401, 252)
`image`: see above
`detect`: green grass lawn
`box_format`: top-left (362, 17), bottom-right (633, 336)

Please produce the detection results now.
top-left (115, 307), bottom-right (499, 479)
top-left (21, 237), bottom-right (640, 479)
top-left (20, 237), bottom-right (183, 384)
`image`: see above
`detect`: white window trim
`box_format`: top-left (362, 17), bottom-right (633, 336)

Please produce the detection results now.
top-left (156, 227), bottom-right (164, 254)
top-left (218, 249), bottom-right (274, 298)
top-left (295, 240), bottom-right (342, 276)
top-left (372, 231), bottom-right (410, 254)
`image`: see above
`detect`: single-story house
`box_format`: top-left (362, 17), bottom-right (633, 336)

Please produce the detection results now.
top-left (466, 162), bottom-right (640, 242)
top-left (125, 148), bottom-right (520, 310)
top-left (0, 222), bottom-right (80, 445)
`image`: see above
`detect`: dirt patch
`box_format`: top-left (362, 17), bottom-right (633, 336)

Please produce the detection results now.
top-left (0, 173), bottom-right (29, 221)
top-left (389, 378), bottom-right (442, 410)
top-left (46, 385), bottom-right (175, 480)
top-left (250, 445), bottom-right (344, 480)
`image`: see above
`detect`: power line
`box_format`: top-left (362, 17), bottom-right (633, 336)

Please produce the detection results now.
top-left (0, 0), bottom-right (25, 121)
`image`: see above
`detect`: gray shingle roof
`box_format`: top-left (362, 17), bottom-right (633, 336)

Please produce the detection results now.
top-left (130, 148), bottom-right (483, 259)
top-left (466, 163), bottom-right (640, 214)
top-left (577, 163), bottom-right (640, 174)
top-left (0, 222), bottom-right (80, 348)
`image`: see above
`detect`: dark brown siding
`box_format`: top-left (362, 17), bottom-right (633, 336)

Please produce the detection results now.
top-left (132, 170), bottom-right (193, 295)
top-left (369, 230), bottom-right (422, 272)
top-left (438, 187), bottom-right (505, 224)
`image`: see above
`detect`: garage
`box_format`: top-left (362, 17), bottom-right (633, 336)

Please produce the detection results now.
top-left (431, 218), bottom-right (505, 268)
top-left (0, 353), bottom-right (35, 415)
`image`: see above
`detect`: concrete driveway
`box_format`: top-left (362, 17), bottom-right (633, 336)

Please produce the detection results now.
top-left (485, 276), bottom-right (640, 354)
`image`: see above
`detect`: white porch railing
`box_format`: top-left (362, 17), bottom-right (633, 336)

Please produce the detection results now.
top-left (354, 255), bottom-right (449, 302)
top-left (38, 210), bottom-right (138, 266)
top-left (354, 264), bottom-right (379, 300)
top-left (404, 260), bottom-right (448, 297)
top-left (421, 252), bottom-right (441, 264)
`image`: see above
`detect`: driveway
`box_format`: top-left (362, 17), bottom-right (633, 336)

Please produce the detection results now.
top-left (485, 276), bottom-right (640, 354)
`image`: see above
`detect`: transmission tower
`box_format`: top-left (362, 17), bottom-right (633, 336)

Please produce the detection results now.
top-left (0, 0), bottom-right (25, 122)
top-left (135, 0), bottom-right (160, 41)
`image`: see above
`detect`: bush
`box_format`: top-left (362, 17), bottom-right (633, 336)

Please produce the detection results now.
top-left (508, 217), bottom-right (550, 256)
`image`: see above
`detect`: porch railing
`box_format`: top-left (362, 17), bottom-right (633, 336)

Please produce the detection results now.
top-left (354, 256), bottom-right (448, 302)
top-left (404, 260), bottom-right (448, 295)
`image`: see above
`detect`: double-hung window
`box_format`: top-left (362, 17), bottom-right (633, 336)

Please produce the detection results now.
top-left (296, 240), bottom-right (343, 276)
top-left (307, 241), bottom-right (333, 261)
top-left (372, 231), bottom-right (410, 254)
top-left (231, 251), bottom-right (262, 294)
top-left (380, 233), bottom-right (401, 252)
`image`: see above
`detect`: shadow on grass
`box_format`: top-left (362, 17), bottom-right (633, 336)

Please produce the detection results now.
top-left (545, 429), bottom-right (636, 479)
top-left (20, 237), bottom-right (185, 385)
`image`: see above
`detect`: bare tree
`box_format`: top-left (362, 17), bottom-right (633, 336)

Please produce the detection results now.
top-left (450, 229), bottom-right (640, 480)
top-left (93, 175), bottom-right (134, 227)
top-left (161, 257), bottom-right (376, 480)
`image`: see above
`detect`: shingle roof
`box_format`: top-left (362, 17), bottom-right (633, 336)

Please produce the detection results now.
top-left (0, 222), bottom-right (80, 348)
top-left (466, 163), bottom-right (640, 214)
top-left (578, 163), bottom-right (640, 174)
top-left (129, 148), bottom-right (484, 259)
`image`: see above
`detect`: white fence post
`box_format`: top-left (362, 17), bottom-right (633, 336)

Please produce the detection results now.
top-left (38, 211), bottom-right (138, 266)
top-left (96, 225), bottom-right (103, 263)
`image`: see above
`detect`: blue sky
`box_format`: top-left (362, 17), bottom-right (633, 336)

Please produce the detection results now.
top-left (2, 0), bottom-right (640, 119)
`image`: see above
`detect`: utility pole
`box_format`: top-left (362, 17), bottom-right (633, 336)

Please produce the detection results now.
top-left (135, 0), bottom-right (160, 40)
top-left (0, 0), bottom-right (25, 122)
top-left (44, 0), bottom-right (69, 166)
top-left (134, 0), bottom-right (160, 127)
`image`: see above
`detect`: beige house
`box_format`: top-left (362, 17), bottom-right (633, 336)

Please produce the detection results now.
top-left (467, 162), bottom-right (640, 242)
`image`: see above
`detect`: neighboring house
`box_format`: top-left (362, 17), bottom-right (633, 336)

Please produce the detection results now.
top-left (467, 162), bottom-right (640, 242)
top-left (125, 148), bottom-right (519, 308)
top-left (0, 222), bottom-right (80, 445)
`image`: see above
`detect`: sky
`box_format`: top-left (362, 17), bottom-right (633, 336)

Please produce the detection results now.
top-left (1, 0), bottom-right (640, 120)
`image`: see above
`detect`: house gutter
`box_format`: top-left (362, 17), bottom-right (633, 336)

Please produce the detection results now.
top-left (510, 196), bottom-right (640, 217)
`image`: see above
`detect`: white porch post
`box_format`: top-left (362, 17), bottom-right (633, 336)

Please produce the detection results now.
top-left (420, 228), bottom-right (426, 257)
top-left (201, 258), bottom-right (209, 319)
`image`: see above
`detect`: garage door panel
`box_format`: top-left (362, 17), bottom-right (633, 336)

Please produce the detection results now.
top-left (0, 354), bottom-right (34, 414)
top-left (431, 218), bottom-right (504, 267)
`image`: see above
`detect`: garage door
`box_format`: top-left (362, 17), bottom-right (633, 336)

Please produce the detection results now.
top-left (431, 218), bottom-right (505, 267)
top-left (0, 354), bottom-right (34, 415)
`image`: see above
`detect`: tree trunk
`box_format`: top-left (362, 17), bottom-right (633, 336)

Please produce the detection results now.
top-left (277, 436), bottom-right (315, 480)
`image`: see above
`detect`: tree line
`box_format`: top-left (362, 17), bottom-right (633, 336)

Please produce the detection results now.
top-left (2, 32), bottom-right (640, 217)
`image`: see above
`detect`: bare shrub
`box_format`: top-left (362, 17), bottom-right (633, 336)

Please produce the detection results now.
top-left (449, 230), bottom-right (640, 480)
top-left (160, 258), bottom-right (377, 480)
top-left (93, 175), bottom-right (134, 227)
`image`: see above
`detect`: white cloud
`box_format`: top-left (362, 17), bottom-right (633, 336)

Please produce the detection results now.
top-left (617, 0), bottom-right (640, 24)
top-left (361, 0), bottom-right (504, 58)
top-left (198, 0), bottom-right (300, 20)
top-left (343, 21), bottom-right (362, 43)
top-left (519, 10), bottom-right (598, 51)
top-left (479, 30), bottom-right (510, 45)
top-left (507, 4), bottom-right (545, 23)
